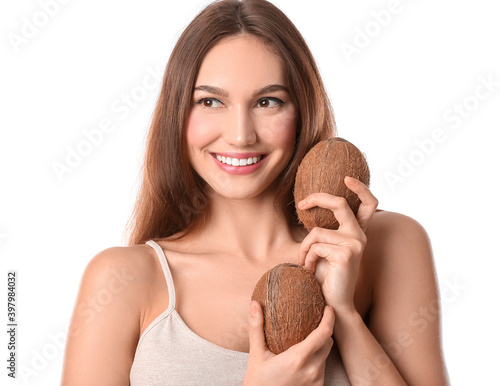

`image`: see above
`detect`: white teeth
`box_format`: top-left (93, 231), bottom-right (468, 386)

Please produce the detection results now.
top-left (215, 154), bottom-right (263, 166)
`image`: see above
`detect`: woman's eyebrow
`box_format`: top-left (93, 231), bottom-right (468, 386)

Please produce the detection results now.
top-left (193, 85), bottom-right (228, 97)
top-left (253, 84), bottom-right (289, 97)
top-left (193, 84), bottom-right (289, 97)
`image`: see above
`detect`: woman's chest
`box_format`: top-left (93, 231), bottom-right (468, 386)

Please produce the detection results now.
top-left (173, 261), bottom-right (262, 352)
top-left (142, 248), bottom-right (373, 353)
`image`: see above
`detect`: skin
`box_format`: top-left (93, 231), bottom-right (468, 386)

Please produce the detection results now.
top-left (60, 35), bottom-right (449, 385)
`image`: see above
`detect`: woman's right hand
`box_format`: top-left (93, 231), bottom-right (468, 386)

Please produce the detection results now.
top-left (242, 301), bottom-right (335, 386)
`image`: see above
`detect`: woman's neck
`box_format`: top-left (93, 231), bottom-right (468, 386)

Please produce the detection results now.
top-left (193, 188), bottom-right (304, 262)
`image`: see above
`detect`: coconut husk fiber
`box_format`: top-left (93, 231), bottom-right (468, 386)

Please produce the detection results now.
top-left (251, 263), bottom-right (325, 354)
top-left (294, 137), bottom-right (370, 231)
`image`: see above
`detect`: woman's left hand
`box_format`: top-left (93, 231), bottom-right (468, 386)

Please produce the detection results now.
top-left (297, 176), bottom-right (378, 315)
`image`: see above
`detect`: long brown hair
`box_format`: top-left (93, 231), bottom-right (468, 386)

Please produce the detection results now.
top-left (126, 0), bottom-right (336, 245)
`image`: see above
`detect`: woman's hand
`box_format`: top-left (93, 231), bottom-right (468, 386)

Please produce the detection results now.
top-left (243, 301), bottom-right (335, 386)
top-left (297, 177), bottom-right (378, 314)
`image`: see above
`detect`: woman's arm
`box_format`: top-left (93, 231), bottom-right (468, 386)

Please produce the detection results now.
top-left (333, 212), bottom-right (449, 385)
top-left (60, 246), bottom-right (150, 386)
top-left (298, 178), bottom-right (449, 385)
top-left (354, 211), bottom-right (449, 385)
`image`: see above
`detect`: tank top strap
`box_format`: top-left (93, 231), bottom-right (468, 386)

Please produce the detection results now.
top-left (145, 240), bottom-right (176, 311)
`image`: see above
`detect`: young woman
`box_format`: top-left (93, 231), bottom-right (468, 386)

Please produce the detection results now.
top-left (61, 0), bottom-right (449, 384)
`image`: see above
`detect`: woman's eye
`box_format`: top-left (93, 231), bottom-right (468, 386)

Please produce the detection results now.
top-left (196, 98), bottom-right (224, 108)
top-left (257, 98), bottom-right (284, 108)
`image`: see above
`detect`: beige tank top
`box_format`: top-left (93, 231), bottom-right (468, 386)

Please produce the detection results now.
top-left (129, 240), bottom-right (351, 385)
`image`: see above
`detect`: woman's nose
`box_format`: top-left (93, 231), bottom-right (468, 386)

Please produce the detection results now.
top-left (223, 106), bottom-right (257, 147)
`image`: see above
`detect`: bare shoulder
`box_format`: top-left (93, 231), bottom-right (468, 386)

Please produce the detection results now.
top-left (364, 210), bottom-right (435, 294)
top-left (366, 209), bottom-right (430, 246)
top-left (76, 243), bottom-right (168, 334)
top-left (83, 243), bottom-right (159, 290)
top-left (61, 243), bottom-right (163, 385)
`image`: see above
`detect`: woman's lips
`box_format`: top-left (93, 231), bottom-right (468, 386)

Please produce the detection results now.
top-left (211, 152), bottom-right (267, 175)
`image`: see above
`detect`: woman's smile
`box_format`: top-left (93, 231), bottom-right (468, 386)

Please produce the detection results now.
top-left (211, 152), bottom-right (268, 175)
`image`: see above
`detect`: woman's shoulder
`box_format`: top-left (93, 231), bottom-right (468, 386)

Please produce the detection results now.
top-left (84, 243), bottom-right (159, 284)
top-left (62, 243), bottom-right (163, 382)
top-left (363, 210), bottom-right (433, 275)
top-left (78, 243), bottom-right (166, 313)
top-left (76, 242), bottom-right (170, 332)
top-left (363, 209), bottom-right (434, 287)
top-left (367, 209), bottom-right (430, 245)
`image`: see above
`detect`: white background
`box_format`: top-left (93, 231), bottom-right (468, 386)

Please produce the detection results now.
top-left (1, 0), bottom-right (499, 384)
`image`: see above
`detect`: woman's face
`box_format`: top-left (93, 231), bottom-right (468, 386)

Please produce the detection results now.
top-left (185, 35), bottom-right (298, 200)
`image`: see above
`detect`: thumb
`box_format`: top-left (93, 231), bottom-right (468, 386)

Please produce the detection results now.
top-left (248, 301), bottom-right (267, 357)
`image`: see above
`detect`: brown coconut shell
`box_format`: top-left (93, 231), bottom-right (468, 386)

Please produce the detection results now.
top-left (251, 263), bottom-right (325, 354)
top-left (294, 137), bottom-right (370, 230)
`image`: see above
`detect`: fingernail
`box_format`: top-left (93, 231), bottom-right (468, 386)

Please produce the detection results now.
top-left (250, 301), bottom-right (258, 316)
top-left (347, 176), bottom-right (359, 184)
top-left (298, 200), bottom-right (305, 209)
